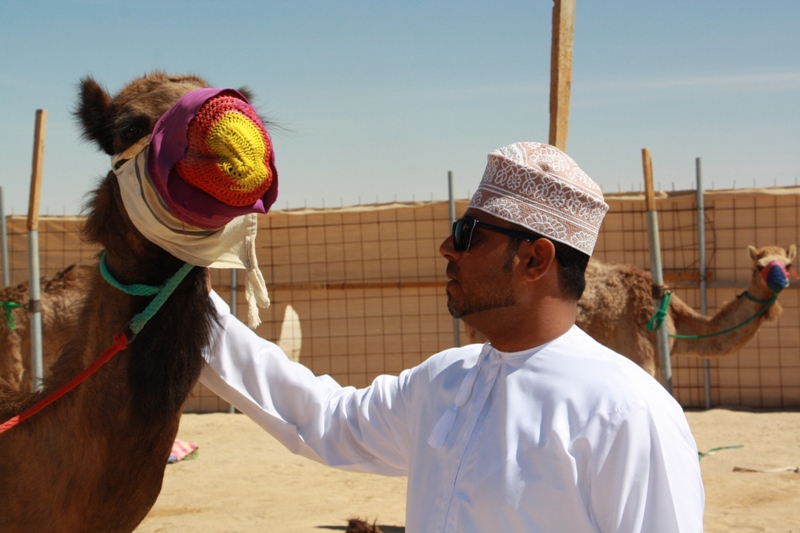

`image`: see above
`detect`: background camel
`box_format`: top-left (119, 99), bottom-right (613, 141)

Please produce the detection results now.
top-left (0, 72), bottom-right (225, 532)
top-left (0, 265), bottom-right (92, 390)
top-left (467, 244), bottom-right (795, 378)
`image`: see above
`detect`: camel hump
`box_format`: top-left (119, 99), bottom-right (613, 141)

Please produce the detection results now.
top-left (580, 259), bottom-right (655, 326)
top-left (42, 265), bottom-right (93, 293)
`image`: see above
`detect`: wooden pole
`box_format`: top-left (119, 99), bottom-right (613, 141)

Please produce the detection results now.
top-left (642, 148), bottom-right (672, 393)
top-left (28, 111), bottom-right (47, 232)
top-left (28, 109), bottom-right (46, 390)
top-left (549, 0), bottom-right (576, 151)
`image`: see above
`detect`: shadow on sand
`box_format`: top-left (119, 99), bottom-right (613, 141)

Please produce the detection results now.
top-left (317, 525), bottom-right (405, 533)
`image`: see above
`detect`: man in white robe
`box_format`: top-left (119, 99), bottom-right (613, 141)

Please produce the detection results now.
top-left (200, 142), bottom-right (705, 532)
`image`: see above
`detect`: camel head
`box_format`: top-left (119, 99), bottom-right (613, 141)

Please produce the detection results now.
top-left (72, 73), bottom-right (214, 281)
top-left (748, 244), bottom-right (797, 295)
top-left (75, 71), bottom-right (257, 153)
top-left (72, 73), bottom-right (261, 268)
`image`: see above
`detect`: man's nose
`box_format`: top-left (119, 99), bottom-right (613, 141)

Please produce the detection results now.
top-left (439, 235), bottom-right (459, 261)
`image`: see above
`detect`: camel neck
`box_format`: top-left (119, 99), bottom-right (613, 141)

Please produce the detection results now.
top-left (100, 252), bottom-right (162, 296)
top-left (99, 249), bottom-right (195, 335)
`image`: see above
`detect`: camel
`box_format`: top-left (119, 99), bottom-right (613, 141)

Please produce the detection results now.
top-left (0, 72), bottom-right (365, 533)
top-left (0, 264), bottom-right (93, 390)
top-left (468, 244), bottom-right (796, 378)
top-left (0, 72), bottom-right (222, 532)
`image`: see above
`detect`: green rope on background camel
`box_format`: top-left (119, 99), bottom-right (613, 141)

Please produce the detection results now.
top-left (646, 290), bottom-right (778, 340)
top-left (698, 444), bottom-right (744, 460)
top-left (646, 292), bottom-right (673, 332)
top-left (1, 301), bottom-right (26, 330)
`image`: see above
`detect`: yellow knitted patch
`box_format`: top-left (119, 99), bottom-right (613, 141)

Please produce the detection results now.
top-left (207, 111), bottom-right (268, 192)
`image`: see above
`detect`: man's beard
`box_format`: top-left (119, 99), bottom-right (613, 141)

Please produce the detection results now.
top-left (446, 283), bottom-right (516, 319)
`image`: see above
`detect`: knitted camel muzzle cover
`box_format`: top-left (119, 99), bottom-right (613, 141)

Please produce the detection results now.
top-left (177, 93), bottom-right (274, 207)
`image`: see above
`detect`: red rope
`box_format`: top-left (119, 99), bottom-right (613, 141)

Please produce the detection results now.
top-left (0, 332), bottom-right (129, 435)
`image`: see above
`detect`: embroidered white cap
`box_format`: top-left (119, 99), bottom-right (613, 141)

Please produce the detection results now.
top-left (469, 142), bottom-right (609, 256)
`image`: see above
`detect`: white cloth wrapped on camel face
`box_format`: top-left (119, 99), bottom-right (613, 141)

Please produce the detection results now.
top-left (112, 136), bottom-right (270, 329)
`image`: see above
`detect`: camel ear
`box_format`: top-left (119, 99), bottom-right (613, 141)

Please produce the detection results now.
top-left (236, 86), bottom-right (274, 129)
top-left (74, 77), bottom-right (115, 155)
top-left (788, 244), bottom-right (797, 260)
top-left (748, 245), bottom-right (759, 261)
top-left (237, 86), bottom-right (255, 103)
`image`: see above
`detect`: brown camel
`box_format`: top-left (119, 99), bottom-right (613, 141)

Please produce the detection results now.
top-left (0, 264), bottom-right (93, 390)
top-left (0, 72), bottom-right (367, 533)
top-left (468, 244), bottom-right (796, 378)
top-left (0, 72), bottom-right (221, 532)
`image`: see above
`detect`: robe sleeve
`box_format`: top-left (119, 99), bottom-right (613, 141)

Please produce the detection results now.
top-left (587, 403), bottom-right (705, 533)
top-left (199, 291), bottom-right (411, 476)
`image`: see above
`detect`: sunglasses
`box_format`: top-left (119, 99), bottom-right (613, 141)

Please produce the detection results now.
top-left (451, 217), bottom-right (541, 253)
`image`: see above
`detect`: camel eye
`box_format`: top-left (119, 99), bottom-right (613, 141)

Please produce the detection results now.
top-left (120, 124), bottom-right (142, 141)
top-left (115, 116), bottom-right (150, 144)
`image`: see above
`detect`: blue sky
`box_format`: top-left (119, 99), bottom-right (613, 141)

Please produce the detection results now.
top-left (1, 0), bottom-right (798, 215)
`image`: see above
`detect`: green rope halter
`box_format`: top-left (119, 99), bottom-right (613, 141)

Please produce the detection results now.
top-left (100, 251), bottom-right (195, 335)
top-left (646, 290), bottom-right (779, 340)
top-left (100, 253), bottom-right (162, 296)
top-left (1, 301), bottom-right (26, 330)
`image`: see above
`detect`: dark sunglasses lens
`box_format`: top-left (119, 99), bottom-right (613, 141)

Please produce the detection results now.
top-left (452, 219), bottom-right (473, 252)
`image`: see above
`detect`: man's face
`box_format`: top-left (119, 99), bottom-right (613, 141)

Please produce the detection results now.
top-left (439, 209), bottom-right (518, 320)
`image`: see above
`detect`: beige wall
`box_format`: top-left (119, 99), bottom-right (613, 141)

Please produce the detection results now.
top-left (3, 186), bottom-right (799, 410)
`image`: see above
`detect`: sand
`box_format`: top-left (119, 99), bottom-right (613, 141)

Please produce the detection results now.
top-left (135, 409), bottom-right (800, 532)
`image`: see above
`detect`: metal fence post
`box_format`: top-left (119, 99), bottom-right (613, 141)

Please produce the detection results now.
top-left (696, 158), bottom-right (712, 409)
top-left (448, 171), bottom-right (460, 347)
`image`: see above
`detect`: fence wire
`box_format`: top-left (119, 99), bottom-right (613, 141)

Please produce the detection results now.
top-left (2, 188), bottom-right (799, 410)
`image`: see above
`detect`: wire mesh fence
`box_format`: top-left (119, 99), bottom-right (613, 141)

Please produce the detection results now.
top-left (2, 187), bottom-right (799, 410)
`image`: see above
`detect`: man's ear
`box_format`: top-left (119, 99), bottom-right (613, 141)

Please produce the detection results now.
top-left (522, 239), bottom-right (557, 281)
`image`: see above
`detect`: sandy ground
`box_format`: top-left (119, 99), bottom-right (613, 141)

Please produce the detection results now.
top-left (136, 409), bottom-right (800, 533)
